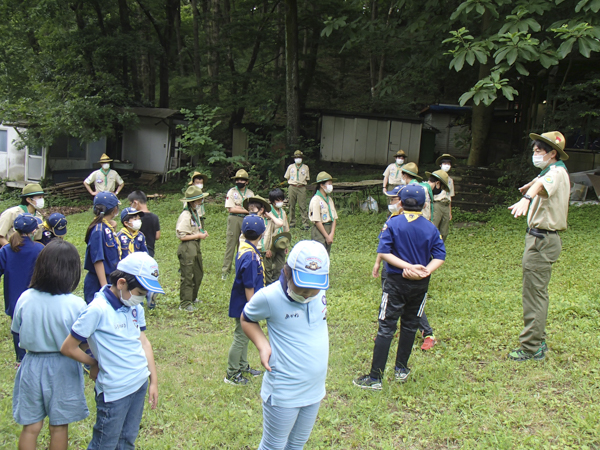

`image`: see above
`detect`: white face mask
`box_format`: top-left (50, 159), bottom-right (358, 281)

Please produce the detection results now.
top-left (32, 198), bottom-right (45, 210)
top-left (275, 202), bottom-right (284, 208)
top-left (120, 290), bottom-right (145, 307)
top-left (396, 158), bottom-right (404, 165)
top-left (195, 183), bottom-right (203, 189)
top-left (195, 203), bottom-right (203, 211)
top-left (295, 158), bottom-right (302, 164)
top-left (388, 203), bottom-right (400, 214)
top-left (441, 164), bottom-right (451, 172)
top-left (324, 184), bottom-right (333, 194)
top-left (532, 154), bottom-right (549, 169)
top-left (287, 286), bottom-right (318, 304)
top-left (102, 163), bottom-right (110, 170)
top-left (130, 219), bottom-right (142, 231)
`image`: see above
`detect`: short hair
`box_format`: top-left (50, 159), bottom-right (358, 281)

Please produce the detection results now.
top-left (29, 240), bottom-right (81, 295)
top-left (245, 230), bottom-right (261, 240)
top-left (248, 201), bottom-right (265, 213)
top-left (403, 173), bottom-right (417, 181)
top-left (108, 270), bottom-right (144, 292)
top-left (269, 188), bottom-right (285, 203)
top-left (402, 198), bottom-right (424, 212)
top-left (127, 190), bottom-right (147, 205)
top-left (428, 176), bottom-right (439, 185)
top-left (440, 158), bottom-right (452, 164)
top-left (20, 196), bottom-right (30, 206)
top-left (532, 140), bottom-right (553, 154)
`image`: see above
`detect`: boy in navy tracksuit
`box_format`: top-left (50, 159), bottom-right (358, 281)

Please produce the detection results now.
top-left (117, 207), bottom-right (148, 258)
top-left (354, 184), bottom-right (446, 390)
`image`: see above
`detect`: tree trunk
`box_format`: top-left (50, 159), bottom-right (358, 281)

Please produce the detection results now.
top-left (285, 0), bottom-right (300, 150)
top-left (118, 0), bottom-right (141, 101)
top-left (203, 0), bottom-right (220, 101)
top-left (174, 1), bottom-right (185, 77)
top-left (368, 0), bottom-right (377, 98)
top-left (191, 0), bottom-right (203, 101)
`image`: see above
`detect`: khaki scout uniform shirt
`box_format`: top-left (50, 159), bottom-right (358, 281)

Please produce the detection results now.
top-left (527, 165), bottom-right (570, 231)
top-left (433, 176), bottom-right (455, 203)
top-left (0, 205), bottom-right (44, 241)
top-left (284, 164), bottom-right (310, 186)
top-left (176, 210), bottom-right (200, 239)
top-left (309, 193), bottom-right (338, 224)
top-left (224, 187), bottom-right (254, 209)
top-left (239, 211), bottom-right (288, 253)
top-left (383, 163), bottom-right (407, 186)
top-left (85, 169), bottom-right (124, 193)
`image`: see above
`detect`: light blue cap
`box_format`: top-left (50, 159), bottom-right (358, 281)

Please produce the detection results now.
top-left (117, 252), bottom-right (165, 294)
top-left (287, 240), bottom-right (330, 290)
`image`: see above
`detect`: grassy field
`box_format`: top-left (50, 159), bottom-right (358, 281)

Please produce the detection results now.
top-left (0, 194), bottom-right (599, 449)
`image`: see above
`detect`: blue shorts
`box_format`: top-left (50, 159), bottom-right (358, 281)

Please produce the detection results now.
top-left (13, 352), bottom-right (89, 426)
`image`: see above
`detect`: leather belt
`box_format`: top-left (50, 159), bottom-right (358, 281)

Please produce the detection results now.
top-left (526, 227), bottom-right (558, 239)
top-left (229, 213), bottom-right (246, 217)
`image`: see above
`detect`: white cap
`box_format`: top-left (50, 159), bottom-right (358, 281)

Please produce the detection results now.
top-left (117, 252), bottom-right (165, 294)
top-left (286, 240), bottom-right (330, 290)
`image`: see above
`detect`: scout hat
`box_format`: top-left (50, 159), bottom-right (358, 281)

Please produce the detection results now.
top-left (529, 131), bottom-right (569, 161)
top-left (180, 185), bottom-right (209, 202)
top-left (287, 240), bottom-right (330, 290)
top-left (395, 150), bottom-right (406, 157)
top-left (314, 171), bottom-right (335, 184)
top-left (293, 150), bottom-right (304, 157)
top-left (242, 215), bottom-right (266, 236)
top-left (243, 195), bottom-right (270, 213)
top-left (14, 214), bottom-right (42, 234)
top-left (231, 169), bottom-right (250, 180)
top-left (401, 162), bottom-right (422, 181)
top-left (385, 185), bottom-right (404, 197)
top-left (120, 207), bottom-right (145, 224)
top-left (425, 170), bottom-right (450, 191)
top-left (436, 153), bottom-right (456, 166)
top-left (20, 183), bottom-right (45, 197)
top-left (46, 213), bottom-right (68, 236)
top-left (98, 153), bottom-right (113, 163)
top-left (188, 171), bottom-right (209, 186)
top-left (94, 191), bottom-right (120, 210)
top-left (400, 184), bottom-right (426, 206)
top-left (117, 252), bottom-right (165, 294)
top-left (271, 231), bottom-right (292, 251)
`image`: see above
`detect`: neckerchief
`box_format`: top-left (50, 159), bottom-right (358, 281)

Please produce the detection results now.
top-left (235, 185), bottom-right (248, 202)
top-left (295, 163), bottom-right (302, 181)
top-left (119, 227), bottom-right (139, 255)
top-left (18, 204), bottom-right (29, 214)
top-left (315, 189), bottom-right (333, 223)
top-left (408, 179), bottom-right (434, 218)
top-left (401, 210), bottom-right (423, 223)
top-left (100, 168), bottom-right (110, 186)
top-left (185, 206), bottom-right (204, 232)
top-left (538, 160), bottom-right (568, 178)
top-left (271, 206), bottom-right (285, 234)
top-left (238, 240), bottom-right (265, 282)
top-left (102, 218), bottom-right (122, 260)
top-left (260, 216), bottom-right (269, 252)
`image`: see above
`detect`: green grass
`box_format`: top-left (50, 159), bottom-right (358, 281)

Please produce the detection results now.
top-left (1, 196), bottom-right (600, 449)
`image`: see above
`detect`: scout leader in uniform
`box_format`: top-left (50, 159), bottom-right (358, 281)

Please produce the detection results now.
top-left (284, 150), bottom-right (310, 229)
top-left (382, 150), bottom-right (408, 194)
top-left (507, 131), bottom-right (570, 362)
top-left (221, 169), bottom-right (254, 280)
top-left (431, 154), bottom-right (456, 241)
top-left (0, 183), bottom-right (46, 247)
top-left (309, 172), bottom-right (338, 255)
top-left (177, 186), bottom-right (210, 312)
top-left (83, 153), bottom-right (124, 196)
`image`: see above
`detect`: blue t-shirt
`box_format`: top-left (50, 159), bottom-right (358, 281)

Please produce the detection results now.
top-left (243, 273), bottom-right (328, 408)
top-left (116, 229), bottom-right (148, 258)
top-left (12, 289), bottom-right (86, 352)
top-left (71, 285), bottom-right (149, 402)
top-left (228, 241), bottom-right (264, 318)
top-left (0, 238), bottom-right (44, 317)
top-left (84, 222), bottom-right (120, 277)
top-left (377, 212), bottom-right (446, 276)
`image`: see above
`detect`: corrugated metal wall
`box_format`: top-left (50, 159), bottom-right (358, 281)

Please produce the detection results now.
top-left (320, 115), bottom-right (422, 165)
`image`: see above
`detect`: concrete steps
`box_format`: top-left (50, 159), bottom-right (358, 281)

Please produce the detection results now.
top-left (451, 167), bottom-right (501, 211)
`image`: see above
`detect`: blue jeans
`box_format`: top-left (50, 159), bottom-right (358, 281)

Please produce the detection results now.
top-left (259, 396), bottom-right (321, 450)
top-left (87, 380), bottom-right (148, 450)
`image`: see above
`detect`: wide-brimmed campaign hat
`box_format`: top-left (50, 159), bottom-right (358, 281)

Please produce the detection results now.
top-left (243, 195), bottom-right (270, 213)
top-left (313, 171), bottom-right (336, 184)
top-left (231, 169), bottom-right (250, 180)
top-left (293, 150), bottom-right (304, 157)
top-left (529, 131), bottom-right (569, 161)
top-left (395, 150), bottom-right (406, 157)
top-left (20, 183), bottom-right (45, 198)
top-left (98, 153), bottom-right (113, 163)
top-left (180, 185), bottom-right (209, 202)
top-left (425, 170), bottom-right (450, 192)
top-left (271, 231), bottom-right (292, 251)
top-left (188, 171), bottom-right (209, 185)
top-left (435, 153), bottom-right (456, 166)
top-left (401, 162), bottom-right (422, 181)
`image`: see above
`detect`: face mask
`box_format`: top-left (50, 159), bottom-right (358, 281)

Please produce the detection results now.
top-left (33, 198), bottom-right (45, 210)
top-left (120, 290), bottom-right (145, 307)
top-left (195, 183), bottom-right (203, 189)
top-left (441, 164), bottom-right (451, 172)
top-left (235, 182), bottom-right (246, 189)
top-left (324, 184), bottom-right (333, 194)
top-left (388, 203), bottom-right (400, 214)
top-left (295, 158), bottom-right (302, 164)
top-left (275, 202), bottom-right (284, 209)
top-left (102, 163), bottom-right (110, 171)
top-left (532, 154), bottom-right (549, 169)
top-left (130, 219), bottom-right (142, 231)
top-left (432, 186), bottom-right (443, 195)
top-left (287, 286), bottom-right (318, 304)
top-left (396, 158), bottom-right (404, 165)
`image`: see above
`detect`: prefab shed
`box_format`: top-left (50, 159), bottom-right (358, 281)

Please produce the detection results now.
top-left (419, 104), bottom-right (471, 157)
top-left (319, 112), bottom-right (423, 165)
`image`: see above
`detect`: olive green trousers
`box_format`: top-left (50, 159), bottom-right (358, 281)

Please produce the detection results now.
top-left (311, 222), bottom-right (333, 255)
top-left (264, 249), bottom-right (287, 285)
top-left (222, 215), bottom-right (244, 276)
top-left (432, 201), bottom-right (451, 241)
top-left (178, 240), bottom-right (203, 308)
top-left (288, 185), bottom-right (309, 228)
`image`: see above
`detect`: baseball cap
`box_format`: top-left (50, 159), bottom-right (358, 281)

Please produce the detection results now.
top-left (385, 185), bottom-right (403, 197)
top-left (400, 184), bottom-right (426, 206)
top-left (242, 215), bottom-right (266, 235)
top-left (48, 213), bottom-right (68, 236)
top-left (116, 252), bottom-right (165, 294)
top-left (287, 240), bottom-right (330, 290)
top-left (120, 207), bottom-right (145, 224)
top-left (94, 192), bottom-right (121, 210)
top-left (14, 214), bottom-right (42, 234)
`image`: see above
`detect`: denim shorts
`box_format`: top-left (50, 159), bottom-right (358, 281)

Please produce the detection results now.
top-left (13, 352), bottom-right (89, 426)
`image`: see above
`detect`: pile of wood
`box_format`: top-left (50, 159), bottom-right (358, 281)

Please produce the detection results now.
top-left (43, 181), bottom-right (89, 199)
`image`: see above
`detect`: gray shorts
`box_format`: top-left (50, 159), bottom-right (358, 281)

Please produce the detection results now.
top-left (13, 352), bottom-right (89, 426)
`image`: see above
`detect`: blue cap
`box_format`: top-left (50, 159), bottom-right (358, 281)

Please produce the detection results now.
top-left (48, 213), bottom-right (68, 236)
top-left (120, 207), bottom-right (145, 224)
top-left (116, 252), bottom-right (165, 294)
top-left (400, 184), bottom-right (426, 206)
top-left (94, 192), bottom-right (121, 210)
top-left (287, 240), bottom-right (330, 290)
top-left (14, 214), bottom-right (42, 234)
top-left (385, 185), bottom-right (403, 197)
top-left (242, 215), bottom-right (266, 235)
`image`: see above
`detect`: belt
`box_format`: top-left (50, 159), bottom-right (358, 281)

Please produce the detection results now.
top-left (526, 227), bottom-right (558, 239)
top-left (229, 213), bottom-right (246, 217)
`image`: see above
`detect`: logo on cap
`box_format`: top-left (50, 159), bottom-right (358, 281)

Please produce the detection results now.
top-left (305, 261), bottom-right (321, 271)
top-left (151, 269), bottom-right (159, 277)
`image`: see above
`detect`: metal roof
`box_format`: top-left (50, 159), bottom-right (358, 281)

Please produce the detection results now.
top-left (125, 107), bottom-right (180, 119)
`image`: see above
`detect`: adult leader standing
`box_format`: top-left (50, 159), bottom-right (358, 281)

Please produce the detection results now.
top-left (83, 153), bottom-right (124, 196)
top-left (508, 131), bottom-right (570, 362)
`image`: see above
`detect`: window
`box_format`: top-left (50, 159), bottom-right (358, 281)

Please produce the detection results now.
top-left (48, 135), bottom-right (86, 160)
top-left (0, 130), bottom-right (7, 153)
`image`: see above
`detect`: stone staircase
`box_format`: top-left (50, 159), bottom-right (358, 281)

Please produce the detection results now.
top-left (450, 166), bottom-right (503, 211)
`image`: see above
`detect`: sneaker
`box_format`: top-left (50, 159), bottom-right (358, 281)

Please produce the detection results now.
top-left (352, 375), bottom-right (382, 391)
top-left (179, 305), bottom-right (195, 312)
top-left (508, 347), bottom-right (545, 362)
top-left (221, 273), bottom-right (229, 281)
top-left (242, 367), bottom-right (263, 377)
top-left (147, 293), bottom-right (158, 309)
top-left (540, 340), bottom-right (548, 353)
top-left (421, 336), bottom-right (437, 351)
top-left (193, 298), bottom-right (203, 304)
top-left (394, 367), bottom-right (411, 382)
top-left (224, 373), bottom-right (249, 386)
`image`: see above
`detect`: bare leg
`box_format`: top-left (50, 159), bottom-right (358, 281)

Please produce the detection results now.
top-left (18, 420), bottom-right (44, 450)
top-left (49, 424), bottom-right (69, 450)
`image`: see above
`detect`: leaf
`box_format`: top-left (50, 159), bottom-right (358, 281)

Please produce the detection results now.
top-left (473, 48), bottom-right (488, 64)
top-left (506, 48), bottom-right (518, 65)
top-left (557, 38), bottom-right (575, 58)
top-left (591, 0), bottom-right (600, 12)
top-left (466, 50), bottom-right (476, 66)
top-left (476, 3), bottom-right (485, 15)
top-left (527, 19), bottom-right (541, 32)
top-left (453, 51), bottom-right (467, 71)
top-left (494, 47), bottom-right (511, 64)
top-left (501, 86), bottom-right (515, 100)
top-left (578, 37), bottom-right (591, 57)
top-left (459, 90), bottom-right (475, 106)
top-left (575, 0), bottom-right (588, 12)
top-left (539, 53), bottom-right (556, 68)
top-left (515, 62), bottom-right (529, 75)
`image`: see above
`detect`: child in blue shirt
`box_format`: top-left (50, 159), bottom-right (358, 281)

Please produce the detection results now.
top-left (83, 192), bottom-right (121, 304)
top-left (225, 215), bottom-right (266, 385)
top-left (0, 214), bottom-right (44, 364)
top-left (61, 252), bottom-right (165, 449)
top-left (12, 239), bottom-right (88, 450)
top-left (117, 207), bottom-right (148, 258)
top-left (38, 213), bottom-right (68, 245)
top-left (242, 240), bottom-right (330, 450)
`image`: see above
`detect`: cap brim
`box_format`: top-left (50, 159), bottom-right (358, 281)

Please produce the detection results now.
top-left (20, 191), bottom-right (45, 197)
top-left (53, 227), bottom-right (67, 236)
top-left (136, 276), bottom-right (165, 294)
top-left (292, 269), bottom-right (329, 290)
